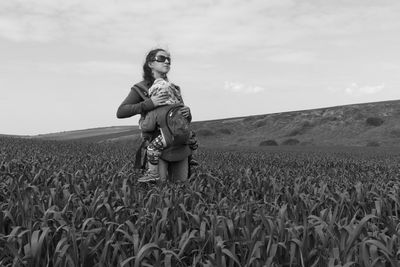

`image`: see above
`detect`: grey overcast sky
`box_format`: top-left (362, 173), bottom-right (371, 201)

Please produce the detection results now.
top-left (1, 0), bottom-right (400, 135)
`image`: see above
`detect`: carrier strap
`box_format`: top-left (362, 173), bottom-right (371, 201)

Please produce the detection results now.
top-left (133, 83), bottom-right (150, 100)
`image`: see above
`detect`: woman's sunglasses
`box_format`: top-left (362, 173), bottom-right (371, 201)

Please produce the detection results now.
top-left (152, 55), bottom-right (171, 63)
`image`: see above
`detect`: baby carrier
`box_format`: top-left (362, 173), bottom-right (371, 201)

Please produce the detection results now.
top-left (133, 83), bottom-right (191, 169)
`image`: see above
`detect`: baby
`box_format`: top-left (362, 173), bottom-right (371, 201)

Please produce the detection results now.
top-left (149, 78), bottom-right (181, 105)
top-left (138, 78), bottom-right (198, 182)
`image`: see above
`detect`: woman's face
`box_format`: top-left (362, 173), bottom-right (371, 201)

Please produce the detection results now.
top-left (149, 50), bottom-right (171, 77)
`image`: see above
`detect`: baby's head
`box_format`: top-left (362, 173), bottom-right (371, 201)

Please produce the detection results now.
top-left (153, 78), bottom-right (170, 87)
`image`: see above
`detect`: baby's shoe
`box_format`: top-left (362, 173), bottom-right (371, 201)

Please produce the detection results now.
top-left (138, 163), bottom-right (160, 183)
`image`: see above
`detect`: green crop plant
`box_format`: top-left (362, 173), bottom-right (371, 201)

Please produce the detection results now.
top-left (1, 137), bottom-right (400, 266)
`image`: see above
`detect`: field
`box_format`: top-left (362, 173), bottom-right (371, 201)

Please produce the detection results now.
top-left (1, 137), bottom-right (400, 266)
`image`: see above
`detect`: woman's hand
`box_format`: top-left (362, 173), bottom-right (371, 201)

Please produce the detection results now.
top-left (179, 106), bottom-right (191, 119)
top-left (151, 93), bottom-right (169, 107)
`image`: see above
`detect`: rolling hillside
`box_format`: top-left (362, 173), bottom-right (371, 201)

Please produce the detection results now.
top-left (31, 100), bottom-right (400, 147)
top-left (33, 126), bottom-right (141, 143)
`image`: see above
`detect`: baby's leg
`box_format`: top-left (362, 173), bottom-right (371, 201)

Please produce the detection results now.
top-left (147, 134), bottom-right (167, 165)
top-left (187, 131), bottom-right (199, 167)
top-left (138, 134), bottom-right (166, 183)
top-left (187, 130), bottom-right (198, 151)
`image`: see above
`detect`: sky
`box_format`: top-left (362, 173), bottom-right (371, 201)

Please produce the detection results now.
top-left (1, 0), bottom-right (400, 135)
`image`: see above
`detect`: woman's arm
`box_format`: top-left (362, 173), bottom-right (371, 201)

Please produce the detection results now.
top-left (116, 86), bottom-right (155, 118)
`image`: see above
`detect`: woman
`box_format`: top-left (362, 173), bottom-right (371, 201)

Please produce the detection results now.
top-left (117, 48), bottom-right (192, 182)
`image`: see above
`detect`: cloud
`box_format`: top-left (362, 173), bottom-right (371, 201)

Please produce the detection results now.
top-left (224, 81), bottom-right (266, 94)
top-left (0, 0), bottom-right (299, 55)
top-left (1, 0), bottom-right (400, 62)
top-left (329, 83), bottom-right (385, 96)
top-left (0, 60), bottom-right (137, 76)
top-left (345, 83), bottom-right (385, 95)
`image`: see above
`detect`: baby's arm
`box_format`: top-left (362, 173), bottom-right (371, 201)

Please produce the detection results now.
top-left (179, 106), bottom-right (192, 122)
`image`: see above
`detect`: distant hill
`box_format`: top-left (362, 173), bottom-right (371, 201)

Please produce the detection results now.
top-left (30, 100), bottom-right (400, 147)
top-left (0, 134), bottom-right (29, 138)
top-left (32, 126), bottom-right (142, 143)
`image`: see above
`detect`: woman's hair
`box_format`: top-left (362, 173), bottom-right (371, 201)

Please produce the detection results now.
top-left (142, 48), bottom-right (167, 86)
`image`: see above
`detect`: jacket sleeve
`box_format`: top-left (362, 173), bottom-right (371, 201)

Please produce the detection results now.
top-left (116, 86), bottom-right (155, 118)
